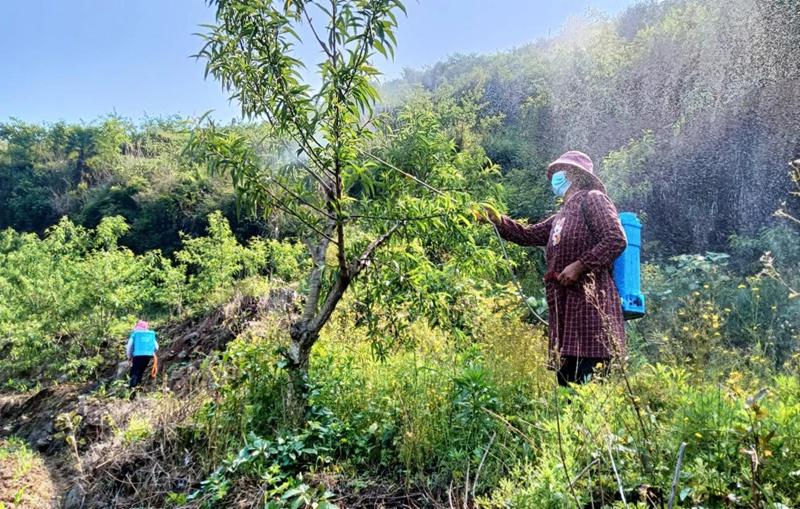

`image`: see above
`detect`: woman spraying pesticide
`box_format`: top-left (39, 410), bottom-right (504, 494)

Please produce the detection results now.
top-left (480, 151), bottom-right (627, 386)
top-left (126, 320), bottom-right (159, 389)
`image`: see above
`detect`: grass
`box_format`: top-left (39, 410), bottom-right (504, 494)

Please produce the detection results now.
top-left (0, 437), bottom-right (35, 480)
top-left (120, 415), bottom-right (154, 444)
top-left (0, 437), bottom-right (57, 509)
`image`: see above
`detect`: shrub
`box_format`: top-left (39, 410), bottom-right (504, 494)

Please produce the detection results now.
top-left (630, 252), bottom-right (799, 372)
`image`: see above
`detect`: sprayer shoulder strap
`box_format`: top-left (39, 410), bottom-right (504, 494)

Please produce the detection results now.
top-left (579, 193), bottom-right (597, 241)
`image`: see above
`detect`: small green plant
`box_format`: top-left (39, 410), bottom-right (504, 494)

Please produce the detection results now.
top-left (165, 492), bottom-right (189, 506)
top-left (271, 482), bottom-right (337, 509)
top-left (12, 488), bottom-right (26, 506)
top-left (119, 416), bottom-right (153, 444)
top-left (92, 378), bottom-right (133, 399)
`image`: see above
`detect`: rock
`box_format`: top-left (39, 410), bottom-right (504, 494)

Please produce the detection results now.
top-left (30, 421), bottom-right (54, 451)
top-left (63, 484), bottom-right (85, 509)
top-left (34, 433), bottom-right (51, 451)
top-left (115, 361), bottom-right (130, 379)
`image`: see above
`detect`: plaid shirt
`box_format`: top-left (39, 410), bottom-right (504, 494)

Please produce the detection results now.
top-left (496, 189), bottom-right (627, 360)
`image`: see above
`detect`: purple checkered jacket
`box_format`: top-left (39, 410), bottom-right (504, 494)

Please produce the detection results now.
top-left (495, 189), bottom-right (627, 361)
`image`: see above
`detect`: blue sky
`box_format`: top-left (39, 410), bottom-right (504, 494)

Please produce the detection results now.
top-left (0, 0), bottom-right (639, 123)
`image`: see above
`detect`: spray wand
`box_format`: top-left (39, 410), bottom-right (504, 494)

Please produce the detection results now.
top-left (476, 203), bottom-right (549, 326)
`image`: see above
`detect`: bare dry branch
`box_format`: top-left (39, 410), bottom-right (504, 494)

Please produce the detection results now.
top-left (668, 442), bottom-right (687, 509)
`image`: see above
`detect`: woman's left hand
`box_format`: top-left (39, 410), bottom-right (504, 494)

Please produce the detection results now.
top-left (558, 260), bottom-right (586, 286)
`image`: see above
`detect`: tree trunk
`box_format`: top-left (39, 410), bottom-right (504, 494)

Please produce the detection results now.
top-left (285, 320), bottom-right (317, 425)
top-left (283, 223), bottom-right (400, 426)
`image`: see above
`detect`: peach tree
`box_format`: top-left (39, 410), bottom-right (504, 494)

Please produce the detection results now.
top-left (192, 0), bottom-right (504, 415)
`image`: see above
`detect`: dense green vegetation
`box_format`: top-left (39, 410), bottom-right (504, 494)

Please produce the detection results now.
top-left (0, 117), bottom-right (272, 254)
top-left (0, 212), bottom-right (308, 385)
top-left (1, 0), bottom-right (799, 507)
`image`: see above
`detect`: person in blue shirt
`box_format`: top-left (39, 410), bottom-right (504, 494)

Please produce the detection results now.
top-left (126, 320), bottom-right (159, 388)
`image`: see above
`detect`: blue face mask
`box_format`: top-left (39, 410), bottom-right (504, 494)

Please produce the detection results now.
top-left (551, 170), bottom-right (571, 197)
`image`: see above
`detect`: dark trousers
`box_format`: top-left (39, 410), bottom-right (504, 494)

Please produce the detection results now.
top-left (556, 356), bottom-right (608, 386)
top-left (129, 355), bottom-right (152, 388)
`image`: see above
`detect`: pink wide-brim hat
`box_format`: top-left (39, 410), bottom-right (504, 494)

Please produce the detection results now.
top-left (134, 320), bottom-right (149, 330)
top-left (546, 150), bottom-right (607, 194)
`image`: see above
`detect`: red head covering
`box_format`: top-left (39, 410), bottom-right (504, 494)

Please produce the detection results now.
top-left (546, 150), bottom-right (607, 194)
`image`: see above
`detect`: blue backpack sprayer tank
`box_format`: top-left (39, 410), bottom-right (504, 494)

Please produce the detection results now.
top-left (614, 212), bottom-right (645, 319)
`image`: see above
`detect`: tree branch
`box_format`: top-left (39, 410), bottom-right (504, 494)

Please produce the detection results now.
top-left (348, 221), bottom-right (402, 277)
top-left (302, 7), bottom-right (333, 59)
top-left (346, 212), bottom-right (452, 222)
top-left (247, 79), bottom-right (334, 192)
top-left (252, 180), bottom-right (338, 244)
top-left (263, 167), bottom-right (336, 220)
top-left (308, 222), bottom-right (402, 334)
top-left (335, 209), bottom-right (348, 273)
top-left (364, 152), bottom-right (446, 197)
